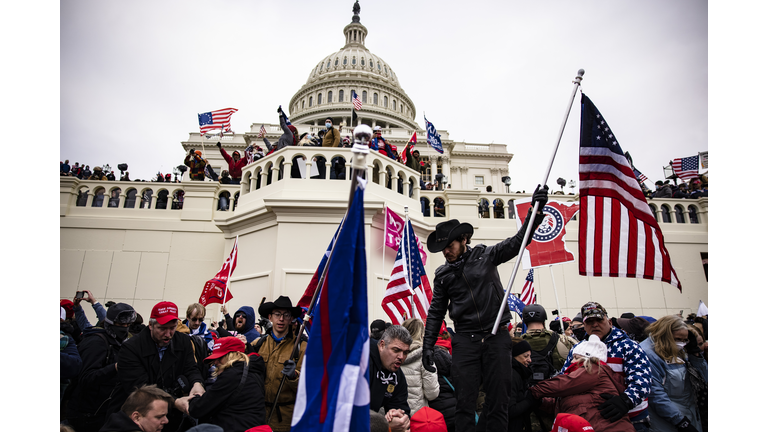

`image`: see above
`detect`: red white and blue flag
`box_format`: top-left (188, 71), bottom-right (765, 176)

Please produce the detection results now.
top-left (578, 94), bottom-right (681, 290)
top-left (291, 179), bottom-right (370, 432)
top-left (633, 168), bottom-right (648, 184)
top-left (352, 90), bottom-right (362, 110)
top-left (671, 155), bottom-right (700, 181)
top-left (198, 108), bottom-right (238, 135)
top-left (513, 198), bottom-right (580, 268)
top-left (381, 220), bottom-right (433, 325)
top-left (520, 269), bottom-right (536, 305)
top-left (199, 238), bottom-right (238, 306)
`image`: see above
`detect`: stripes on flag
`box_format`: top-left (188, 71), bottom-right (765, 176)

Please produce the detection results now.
top-left (259, 124), bottom-right (266, 137)
top-left (198, 108), bottom-right (238, 135)
top-left (578, 94), bottom-right (681, 290)
top-left (352, 90), bottom-right (362, 110)
top-left (633, 168), bottom-right (648, 183)
top-left (381, 220), bottom-right (432, 325)
top-left (671, 155), bottom-right (700, 181)
top-left (520, 269), bottom-right (536, 305)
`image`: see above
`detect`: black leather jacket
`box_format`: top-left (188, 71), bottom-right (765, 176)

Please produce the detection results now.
top-left (424, 211), bottom-right (543, 349)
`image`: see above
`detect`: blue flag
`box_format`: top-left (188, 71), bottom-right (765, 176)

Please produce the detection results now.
top-left (507, 292), bottom-right (527, 333)
top-left (369, 137), bottom-right (379, 151)
top-left (424, 115), bottom-right (444, 154)
top-left (291, 179), bottom-right (370, 432)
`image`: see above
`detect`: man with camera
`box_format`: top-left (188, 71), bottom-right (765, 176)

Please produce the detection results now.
top-left (184, 148), bottom-right (208, 181)
top-left (108, 301), bottom-right (205, 432)
top-left (72, 290), bottom-right (107, 330)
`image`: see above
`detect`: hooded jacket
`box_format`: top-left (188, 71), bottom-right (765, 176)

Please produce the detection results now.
top-left (400, 340), bottom-right (440, 415)
top-left (220, 147), bottom-right (248, 179)
top-left (561, 326), bottom-right (651, 422)
top-left (234, 306), bottom-right (261, 344)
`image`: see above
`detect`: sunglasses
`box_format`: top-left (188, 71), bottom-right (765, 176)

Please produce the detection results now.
top-left (188, 317), bottom-right (204, 323)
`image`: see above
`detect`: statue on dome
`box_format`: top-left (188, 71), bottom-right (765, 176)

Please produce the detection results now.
top-left (352, 1), bottom-right (360, 22)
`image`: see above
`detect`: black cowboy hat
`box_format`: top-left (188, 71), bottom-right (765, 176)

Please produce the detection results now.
top-left (427, 219), bottom-right (474, 253)
top-left (258, 295), bottom-right (302, 318)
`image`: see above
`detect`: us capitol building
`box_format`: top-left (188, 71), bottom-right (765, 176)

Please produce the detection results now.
top-left (60, 3), bottom-right (708, 326)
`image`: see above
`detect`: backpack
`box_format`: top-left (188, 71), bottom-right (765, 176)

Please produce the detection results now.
top-left (529, 331), bottom-right (559, 382)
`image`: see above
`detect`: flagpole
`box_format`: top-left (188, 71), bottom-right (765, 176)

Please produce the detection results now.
top-left (404, 206), bottom-right (415, 318)
top-left (218, 236), bottom-right (238, 324)
top-left (266, 124), bottom-right (372, 425)
top-left (383, 208), bottom-right (388, 297)
top-left (491, 69), bottom-right (584, 335)
top-left (548, 265), bottom-right (565, 335)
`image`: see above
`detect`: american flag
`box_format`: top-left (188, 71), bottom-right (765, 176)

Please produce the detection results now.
top-left (633, 168), bottom-right (648, 183)
top-left (671, 155), bottom-right (700, 181)
top-left (352, 90), bottom-right (362, 110)
top-left (198, 108), bottom-right (238, 135)
top-left (382, 220), bottom-right (433, 324)
top-left (259, 124), bottom-right (266, 137)
top-left (578, 94), bottom-right (681, 290)
top-left (519, 269), bottom-right (536, 305)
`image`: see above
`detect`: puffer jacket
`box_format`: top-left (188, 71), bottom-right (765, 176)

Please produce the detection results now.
top-left (400, 340), bottom-right (440, 415)
top-left (424, 211), bottom-right (543, 348)
top-left (531, 361), bottom-right (634, 432)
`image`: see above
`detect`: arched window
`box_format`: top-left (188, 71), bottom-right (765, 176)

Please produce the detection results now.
top-left (362, 91), bottom-right (367, 103)
top-left (155, 190), bottom-right (169, 209)
top-left (384, 96), bottom-right (388, 109)
top-left (339, 90), bottom-right (344, 102)
top-left (393, 99), bottom-right (397, 110)
top-left (108, 188), bottom-right (121, 208)
top-left (478, 198), bottom-right (490, 218)
top-left (688, 205), bottom-right (699, 224)
top-left (384, 66), bottom-right (388, 75)
top-left (421, 197), bottom-right (431, 217)
top-left (327, 60), bottom-right (331, 69)
top-left (172, 190), bottom-right (184, 209)
top-left (377, 62), bottom-right (381, 71)
top-left (334, 58), bottom-right (339, 66)
top-left (124, 189), bottom-right (137, 208)
top-left (352, 56), bottom-right (356, 65)
top-left (301, 100), bottom-right (305, 109)
top-left (343, 57), bottom-right (347, 65)
top-left (328, 91), bottom-right (333, 103)
top-left (91, 188), bottom-right (105, 207)
top-left (401, 105), bottom-right (404, 114)
top-left (661, 205), bottom-right (671, 223)
top-left (674, 205), bottom-right (686, 223)
top-left (218, 191), bottom-right (230, 211)
top-left (317, 93), bottom-right (322, 104)
top-left (493, 199), bottom-right (505, 219)
top-left (373, 93), bottom-right (378, 105)
top-left (233, 192), bottom-right (240, 211)
top-left (507, 199), bottom-right (516, 219)
top-left (434, 198), bottom-right (446, 217)
top-left (649, 204), bottom-right (658, 222)
top-left (309, 96), bottom-right (313, 107)
top-left (76, 188), bottom-right (89, 206)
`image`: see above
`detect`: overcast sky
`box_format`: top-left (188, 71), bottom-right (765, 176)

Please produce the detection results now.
top-left (56, 0), bottom-right (708, 191)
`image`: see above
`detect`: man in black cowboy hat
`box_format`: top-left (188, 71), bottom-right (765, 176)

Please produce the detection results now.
top-left (422, 186), bottom-right (549, 431)
top-left (251, 295), bottom-right (306, 432)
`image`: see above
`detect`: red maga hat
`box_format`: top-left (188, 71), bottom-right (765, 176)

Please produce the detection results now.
top-left (205, 336), bottom-right (245, 361)
top-left (150, 301), bottom-right (179, 325)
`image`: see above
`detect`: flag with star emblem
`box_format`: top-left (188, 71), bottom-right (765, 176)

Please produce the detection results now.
top-left (352, 90), bottom-right (362, 110)
top-left (198, 108), bottom-right (238, 135)
top-left (578, 94), bottom-right (681, 290)
top-left (671, 155), bottom-right (700, 181)
top-left (633, 168), bottom-right (648, 184)
top-left (382, 220), bottom-right (433, 325)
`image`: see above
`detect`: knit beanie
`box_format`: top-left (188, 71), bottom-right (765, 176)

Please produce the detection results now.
top-left (511, 340), bottom-right (532, 357)
top-left (571, 334), bottom-right (607, 363)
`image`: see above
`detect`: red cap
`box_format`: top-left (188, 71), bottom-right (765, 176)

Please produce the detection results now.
top-left (550, 413), bottom-right (594, 431)
top-left (60, 299), bottom-right (75, 319)
top-left (205, 336), bottom-right (245, 361)
top-left (245, 426), bottom-right (273, 432)
top-left (410, 407), bottom-right (447, 432)
top-left (150, 301), bottom-right (179, 325)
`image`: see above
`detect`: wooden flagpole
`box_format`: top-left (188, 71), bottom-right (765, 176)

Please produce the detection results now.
top-left (491, 69), bottom-right (584, 335)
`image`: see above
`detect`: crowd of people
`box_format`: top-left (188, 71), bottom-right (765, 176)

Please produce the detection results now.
top-left (61, 159), bottom-right (184, 184)
top-left (646, 175), bottom-right (708, 200)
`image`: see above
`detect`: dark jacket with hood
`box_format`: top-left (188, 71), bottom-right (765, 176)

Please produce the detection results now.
top-left (424, 211), bottom-right (542, 347)
top-left (369, 340), bottom-right (410, 415)
top-left (187, 354), bottom-right (267, 432)
top-left (429, 346), bottom-right (456, 432)
top-left (234, 306), bottom-right (261, 344)
top-left (66, 326), bottom-right (125, 423)
top-left (219, 147), bottom-right (248, 179)
top-left (508, 357), bottom-right (537, 432)
top-left (98, 411), bottom-right (140, 432)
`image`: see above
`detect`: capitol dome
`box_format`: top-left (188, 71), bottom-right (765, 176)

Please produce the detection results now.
top-left (288, 1), bottom-right (418, 130)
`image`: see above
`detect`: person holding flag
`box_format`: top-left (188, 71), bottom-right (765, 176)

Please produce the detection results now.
top-left (422, 186), bottom-right (548, 432)
top-left (403, 133), bottom-right (421, 172)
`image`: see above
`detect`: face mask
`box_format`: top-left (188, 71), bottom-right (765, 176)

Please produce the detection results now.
top-left (573, 327), bottom-right (587, 341)
top-left (675, 341), bottom-right (687, 350)
top-left (112, 326), bottom-right (129, 342)
top-left (325, 123), bottom-right (332, 129)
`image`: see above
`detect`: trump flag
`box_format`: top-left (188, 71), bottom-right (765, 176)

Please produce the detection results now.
top-left (199, 238), bottom-right (238, 306)
top-left (291, 178), bottom-right (369, 432)
top-left (513, 199), bottom-right (580, 268)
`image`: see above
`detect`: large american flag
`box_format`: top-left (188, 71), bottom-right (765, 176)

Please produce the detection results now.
top-left (520, 269), bottom-right (536, 305)
top-left (198, 108), bottom-right (238, 135)
top-left (671, 155), bottom-right (700, 181)
top-left (382, 219), bottom-right (433, 324)
top-left (352, 90), bottom-right (362, 110)
top-left (578, 94), bottom-right (681, 290)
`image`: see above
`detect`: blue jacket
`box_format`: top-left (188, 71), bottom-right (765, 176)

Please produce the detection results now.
top-left (235, 306), bottom-right (261, 344)
top-left (184, 320), bottom-right (215, 351)
top-left (640, 337), bottom-right (707, 432)
top-left (74, 302), bottom-right (107, 330)
top-left (561, 326), bottom-right (651, 421)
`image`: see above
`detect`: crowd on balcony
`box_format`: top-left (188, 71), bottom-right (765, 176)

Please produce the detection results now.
top-left (646, 175), bottom-right (708, 200)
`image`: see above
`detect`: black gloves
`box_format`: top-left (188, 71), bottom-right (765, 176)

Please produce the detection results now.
top-left (531, 185), bottom-right (549, 213)
top-left (422, 347), bottom-right (436, 373)
top-left (676, 416), bottom-right (699, 432)
top-left (277, 106), bottom-right (283, 114)
top-left (216, 142), bottom-right (221, 148)
top-left (189, 148), bottom-right (195, 155)
top-left (685, 329), bottom-right (702, 356)
top-left (598, 393), bottom-right (632, 422)
top-left (282, 359), bottom-right (297, 379)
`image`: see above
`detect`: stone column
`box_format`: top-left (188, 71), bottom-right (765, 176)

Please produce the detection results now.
top-left (459, 167), bottom-right (469, 189)
top-left (441, 157), bottom-right (450, 186)
top-left (430, 155), bottom-right (438, 183)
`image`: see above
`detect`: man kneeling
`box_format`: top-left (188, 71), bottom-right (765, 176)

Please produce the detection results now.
top-left (100, 385), bottom-right (171, 432)
top-left (370, 325), bottom-right (412, 432)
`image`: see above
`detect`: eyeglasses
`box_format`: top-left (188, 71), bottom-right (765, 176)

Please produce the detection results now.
top-left (188, 317), bottom-right (204, 323)
top-left (271, 312), bottom-right (293, 320)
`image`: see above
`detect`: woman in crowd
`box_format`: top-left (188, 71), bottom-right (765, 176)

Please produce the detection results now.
top-left (530, 335), bottom-right (633, 432)
top-left (178, 336), bottom-right (267, 432)
top-left (640, 316), bottom-right (707, 432)
top-left (401, 318), bottom-right (440, 415)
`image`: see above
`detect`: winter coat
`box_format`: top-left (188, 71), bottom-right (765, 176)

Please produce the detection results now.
top-left (253, 332), bottom-right (307, 432)
top-left (234, 306), bottom-right (262, 344)
top-left (220, 147), bottom-right (249, 179)
top-left (185, 153), bottom-right (207, 180)
top-left (61, 332), bottom-right (82, 380)
top-left (400, 341), bottom-right (440, 415)
top-left (322, 126), bottom-right (340, 147)
top-left (424, 211), bottom-right (543, 348)
top-left (369, 339), bottom-right (410, 416)
top-left (429, 347), bottom-right (456, 431)
top-left (405, 145), bottom-right (420, 172)
top-left (98, 411), bottom-right (141, 432)
top-left (640, 338), bottom-right (708, 432)
top-left (187, 355), bottom-right (267, 432)
top-left (264, 114), bottom-right (295, 153)
top-left (653, 184), bottom-right (673, 198)
top-left (561, 326), bottom-right (651, 423)
top-left (531, 361), bottom-right (634, 432)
